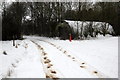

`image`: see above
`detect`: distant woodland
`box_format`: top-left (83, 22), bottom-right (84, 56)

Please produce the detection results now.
top-left (1, 2), bottom-right (120, 40)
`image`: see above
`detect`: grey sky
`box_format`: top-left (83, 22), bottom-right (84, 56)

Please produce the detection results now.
top-left (0, 0), bottom-right (120, 2)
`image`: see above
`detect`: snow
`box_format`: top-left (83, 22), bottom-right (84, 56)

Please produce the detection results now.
top-left (48, 36), bottom-right (118, 78)
top-left (0, 35), bottom-right (118, 78)
top-left (33, 40), bottom-right (97, 78)
top-left (0, 40), bottom-right (45, 79)
top-left (25, 35), bottom-right (118, 78)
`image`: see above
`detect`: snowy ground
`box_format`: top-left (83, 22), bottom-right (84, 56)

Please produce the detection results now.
top-left (0, 40), bottom-right (45, 79)
top-left (0, 35), bottom-right (118, 79)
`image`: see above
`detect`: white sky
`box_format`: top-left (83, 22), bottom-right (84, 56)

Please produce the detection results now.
top-left (1, 0), bottom-right (120, 2)
top-left (6, 0), bottom-right (16, 2)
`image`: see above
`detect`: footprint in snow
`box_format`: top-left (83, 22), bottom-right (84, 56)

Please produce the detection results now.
top-left (63, 51), bottom-right (67, 54)
top-left (43, 52), bottom-right (47, 56)
top-left (50, 70), bottom-right (57, 74)
top-left (40, 47), bottom-right (44, 50)
top-left (72, 57), bottom-right (75, 59)
top-left (44, 57), bottom-right (47, 60)
top-left (82, 62), bottom-right (85, 65)
top-left (68, 55), bottom-right (71, 57)
top-left (16, 60), bottom-right (19, 63)
top-left (3, 51), bottom-right (7, 55)
top-left (47, 63), bottom-right (53, 68)
top-left (80, 66), bottom-right (86, 68)
top-left (12, 63), bottom-right (17, 68)
top-left (93, 71), bottom-right (98, 74)
top-left (44, 59), bottom-right (51, 64)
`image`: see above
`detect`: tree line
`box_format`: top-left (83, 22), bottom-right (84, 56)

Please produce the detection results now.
top-left (1, 2), bottom-right (120, 40)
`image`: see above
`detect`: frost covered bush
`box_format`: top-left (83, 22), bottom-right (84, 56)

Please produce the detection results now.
top-left (65, 20), bottom-right (115, 40)
top-left (56, 21), bottom-right (76, 40)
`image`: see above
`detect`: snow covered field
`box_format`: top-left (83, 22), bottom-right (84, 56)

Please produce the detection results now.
top-left (0, 35), bottom-right (118, 79)
top-left (0, 40), bottom-right (45, 79)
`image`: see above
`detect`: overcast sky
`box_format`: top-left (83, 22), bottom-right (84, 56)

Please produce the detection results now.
top-left (0, 0), bottom-right (120, 2)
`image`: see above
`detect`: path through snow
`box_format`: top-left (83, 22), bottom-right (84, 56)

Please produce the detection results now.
top-left (0, 36), bottom-right (118, 79)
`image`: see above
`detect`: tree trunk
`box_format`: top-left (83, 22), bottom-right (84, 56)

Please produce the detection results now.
top-left (13, 35), bottom-right (15, 46)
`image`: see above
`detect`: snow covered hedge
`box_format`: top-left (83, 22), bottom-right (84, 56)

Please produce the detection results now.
top-left (65, 20), bottom-right (115, 39)
top-left (56, 22), bottom-right (75, 40)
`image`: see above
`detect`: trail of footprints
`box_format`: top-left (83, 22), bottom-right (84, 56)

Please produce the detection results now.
top-left (41, 40), bottom-right (108, 78)
top-left (31, 41), bottom-right (60, 79)
top-left (3, 41), bottom-right (25, 78)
